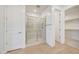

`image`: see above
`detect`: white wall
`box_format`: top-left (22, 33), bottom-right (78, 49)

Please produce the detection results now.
top-left (0, 6), bottom-right (6, 53)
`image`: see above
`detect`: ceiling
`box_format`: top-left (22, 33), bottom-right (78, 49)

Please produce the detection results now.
top-left (25, 5), bottom-right (70, 15)
top-left (57, 5), bottom-right (68, 8)
top-left (26, 5), bottom-right (50, 14)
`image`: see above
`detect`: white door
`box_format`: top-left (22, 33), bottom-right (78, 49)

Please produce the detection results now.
top-left (6, 6), bottom-right (25, 51)
top-left (54, 9), bottom-right (61, 42)
top-left (0, 6), bottom-right (5, 53)
top-left (46, 9), bottom-right (55, 47)
top-left (54, 8), bottom-right (65, 44)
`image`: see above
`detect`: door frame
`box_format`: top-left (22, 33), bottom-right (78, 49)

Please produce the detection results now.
top-left (54, 7), bottom-right (65, 44)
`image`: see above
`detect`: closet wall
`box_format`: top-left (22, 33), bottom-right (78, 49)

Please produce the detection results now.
top-left (65, 5), bottom-right (79, 48)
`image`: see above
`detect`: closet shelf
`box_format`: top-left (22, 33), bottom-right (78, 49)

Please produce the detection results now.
top-left (65, 28), bottom-right (79, 31)
top-left (65, 17), bottom-right (79, 22)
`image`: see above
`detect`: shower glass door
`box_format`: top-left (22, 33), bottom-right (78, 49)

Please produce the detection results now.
top-left (26, 16), bottom-right (46, 44)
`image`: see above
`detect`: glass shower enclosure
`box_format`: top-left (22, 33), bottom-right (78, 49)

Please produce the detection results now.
top-left (26, 15), bottom-right (46, 46)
